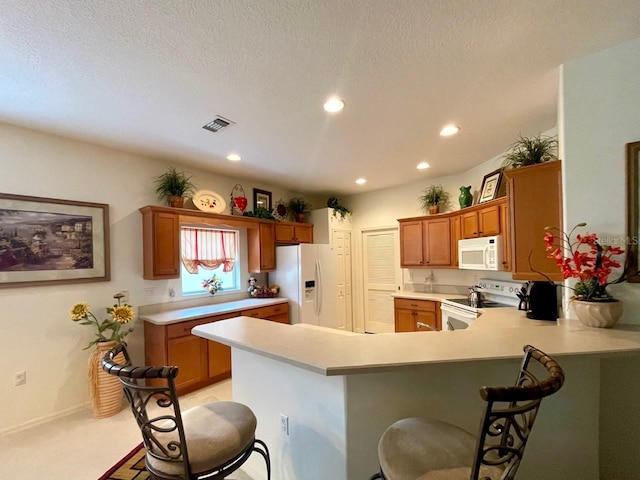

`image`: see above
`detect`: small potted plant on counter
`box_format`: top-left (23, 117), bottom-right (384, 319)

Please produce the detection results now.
top-left (154, 166), bottom-right (197, 208)
top-left (418, 185), bottom-right (450, 214)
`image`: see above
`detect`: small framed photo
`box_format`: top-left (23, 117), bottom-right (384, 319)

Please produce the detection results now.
top-left (478, 169), bottom-right (503, 204)
top-left (253, 188), bottom-right (272, 211)
top-left (0, 193), bottom-right (110, 288)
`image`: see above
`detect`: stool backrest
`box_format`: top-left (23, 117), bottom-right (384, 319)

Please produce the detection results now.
top-left (471, 344), bottom-right (565, 480)
top-left (102, 343), bottom-right (192, 478)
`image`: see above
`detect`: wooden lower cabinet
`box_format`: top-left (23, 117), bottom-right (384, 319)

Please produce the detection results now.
top-left (144, 302), bottom-right (289, 395)
top-left (168, 335), bottom-right (209, 392)
top-left (394, 298), bottom-right (441, 332)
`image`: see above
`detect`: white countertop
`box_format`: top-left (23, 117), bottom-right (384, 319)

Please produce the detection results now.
top-left (192, 314), bottom-right (640, 376)
top-left (140, 297), bottom-right (289, 325)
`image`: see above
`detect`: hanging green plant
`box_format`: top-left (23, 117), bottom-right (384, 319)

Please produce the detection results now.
top-left (327, 196), bottom-right (352, 219)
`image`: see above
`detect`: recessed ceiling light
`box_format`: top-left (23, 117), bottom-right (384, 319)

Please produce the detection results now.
top-left (227, 153), bottom-right (241, 161)
top-left (355, 178), bottom-right (366, 185)
top-left (323, 97), bottom-right (345, 113)
top-left (440, 125), bottom-right (460, 136)
top-left (417, 162), bottom-right (430, 170)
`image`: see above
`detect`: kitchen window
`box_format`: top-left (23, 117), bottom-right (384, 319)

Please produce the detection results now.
top-left (180, 226), bottom-right (241, 295)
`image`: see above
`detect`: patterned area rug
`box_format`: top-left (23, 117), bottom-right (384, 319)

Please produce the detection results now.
top-left (98, 443), bottom-right (148, 480)
top-left (98, 443), bottom-right (254, 480)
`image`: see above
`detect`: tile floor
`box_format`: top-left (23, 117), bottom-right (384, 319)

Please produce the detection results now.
top-left (0, 379), bottom-right (254, 480)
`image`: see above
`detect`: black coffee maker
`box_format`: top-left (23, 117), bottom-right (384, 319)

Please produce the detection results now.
top-left (526, 281), bottom-right (558, 321)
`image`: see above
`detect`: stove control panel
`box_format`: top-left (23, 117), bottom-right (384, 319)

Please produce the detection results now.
top-left (477, 278), bottom-right (526, 305)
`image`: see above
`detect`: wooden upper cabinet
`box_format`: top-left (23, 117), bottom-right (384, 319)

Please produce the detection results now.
top-left (248, 222), bottom-right (276, 272)
top-left (504, 161), bottom-right (563, 281)
top-left (274, 222), bottom-right (313, 244)
top-left (142, 211), bottom-right (180, 279)
top-left (399, 218), bottom-right (450, 267)
top-left (450, 215), bottom-right (462, 267)
top-left (499, 201), bottom-right (511, 271)
top-left (424, 217), bottom-right (451, 266)
top-left (398, 197), bottom-right (508, 270)
top-left (140, 206), bottom-right (307, 277)
top-left (461, 204), bottom-right (500, 239)
top-left (399, 220), bottom-right (426, 267)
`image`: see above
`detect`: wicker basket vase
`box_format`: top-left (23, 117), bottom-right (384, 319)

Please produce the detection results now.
top-left (88, 341), bottom-right (124, 418)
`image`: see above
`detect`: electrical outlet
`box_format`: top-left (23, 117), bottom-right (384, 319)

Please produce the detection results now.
top-left (118, 290), bottom-right (130, 303)
top-left (14, 370), bottom-right (26, 386)
top-left (144, 287), bottom-right (157, 298)
top-left (168, 287), bottom-right (175, 298)
top-left (280, 414), bottom-right (289, 436)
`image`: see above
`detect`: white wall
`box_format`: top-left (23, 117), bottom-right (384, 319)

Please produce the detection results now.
top-left (560, 36), bottom-right (640, 480)
top-left (0, 122), bottom-right (304, 433)
top-left (561, 37), bottom-right (640, 325)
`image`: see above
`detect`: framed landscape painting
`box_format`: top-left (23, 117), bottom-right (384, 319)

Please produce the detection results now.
top-left (0, 193), bottom-right (110, 288)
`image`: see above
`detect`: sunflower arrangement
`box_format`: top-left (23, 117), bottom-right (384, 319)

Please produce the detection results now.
top-left (69, 293), bottom-right (135, 349)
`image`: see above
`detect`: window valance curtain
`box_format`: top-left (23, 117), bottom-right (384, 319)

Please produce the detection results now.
top-left (181, 227), bottom-right (237, 274)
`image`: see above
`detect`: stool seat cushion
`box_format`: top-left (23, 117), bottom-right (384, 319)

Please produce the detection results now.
top-left (146, 401), bottom-right (257, 477)
top-left (378, 418), bottom-right (504, 480)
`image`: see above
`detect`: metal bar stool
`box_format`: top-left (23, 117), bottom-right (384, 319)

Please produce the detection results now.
top-left (102, 343), bottom-right (271, 480)
top-left (370, 345), bottom-right (564, 480)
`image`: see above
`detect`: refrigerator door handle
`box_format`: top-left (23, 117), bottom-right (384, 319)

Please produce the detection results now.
top-left (317, 259), bottom-right (323, 316)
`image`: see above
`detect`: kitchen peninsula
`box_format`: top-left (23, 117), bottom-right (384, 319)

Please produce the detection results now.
top-left (193, 316), bottom-right (640, 480)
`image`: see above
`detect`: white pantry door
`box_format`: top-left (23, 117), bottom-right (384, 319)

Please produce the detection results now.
top-left (362, 228), bottom-right (400, 333)
top-left (333, 230), bottom-right (353, 331)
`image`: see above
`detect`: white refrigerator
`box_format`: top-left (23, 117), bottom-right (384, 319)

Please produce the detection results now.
top-left (270, 244), bottom-right (341, 329)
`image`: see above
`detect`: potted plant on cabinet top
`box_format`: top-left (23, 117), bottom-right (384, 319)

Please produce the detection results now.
top-left (544, 223), bottom-right (625, 328)
top-left (288, 197), bottom-right (312, 223)
top-left (418, 185), bottom-right (450, 214)
top-left (327, 196), bottom-right (352, 219)
top-left (154, 166), bottom-right (197, 208)
top-left (501, 134), bottom-right (558, 169)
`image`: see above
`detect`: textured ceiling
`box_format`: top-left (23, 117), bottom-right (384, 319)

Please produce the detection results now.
top-left (2, 0), bottom-right (640, 195)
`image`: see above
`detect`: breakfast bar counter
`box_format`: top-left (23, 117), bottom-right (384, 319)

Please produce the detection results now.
top-left (192, 315), bottom-right (640, 375)
top-left (192, 317), bottom-right (640, 480)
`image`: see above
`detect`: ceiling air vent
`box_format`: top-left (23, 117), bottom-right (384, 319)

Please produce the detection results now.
top-left (202, 116), bottom-right (235, 133)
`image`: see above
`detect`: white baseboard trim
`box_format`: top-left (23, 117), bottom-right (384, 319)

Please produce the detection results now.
top-left (0, 402), bottom-right (90, 437)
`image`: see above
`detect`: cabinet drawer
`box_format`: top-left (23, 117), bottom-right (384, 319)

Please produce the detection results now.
top-left (166, 313), bottom-right (236, 339)
top-left (394, 298), bottom-right (437, 312)
top-left (241, 302), bottom-right (289, 319)
top-left (267, 312), bottom-right (290, 324)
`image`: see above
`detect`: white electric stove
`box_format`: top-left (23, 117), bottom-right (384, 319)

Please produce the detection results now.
top-left (440, 278), bottom-right (524, 330)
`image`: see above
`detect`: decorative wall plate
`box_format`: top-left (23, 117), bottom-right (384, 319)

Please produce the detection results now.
top-left (192, 190), bottom-right (226, 213)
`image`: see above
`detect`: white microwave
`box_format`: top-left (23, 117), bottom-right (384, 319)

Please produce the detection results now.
top-left (458, 235), bottom-right (504, 271)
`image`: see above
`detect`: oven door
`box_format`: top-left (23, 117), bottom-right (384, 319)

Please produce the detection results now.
top-left (440, 303), bottom-right (478, 330)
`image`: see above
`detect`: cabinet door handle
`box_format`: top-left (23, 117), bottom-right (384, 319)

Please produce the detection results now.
top-left (416, 321), bottom-right (435, 331)
top-left (410, 303), bottom-right (419, 307)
